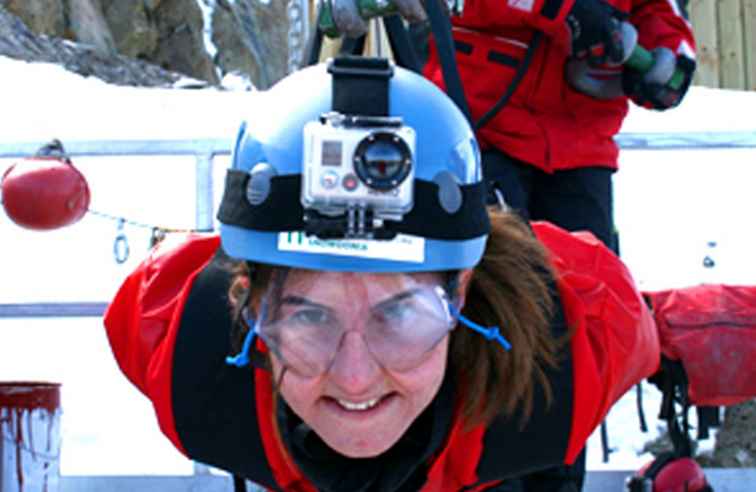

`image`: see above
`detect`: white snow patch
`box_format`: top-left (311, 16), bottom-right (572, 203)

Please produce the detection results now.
top-left (0, 56), bottom-right (257, 142)
top-left (195, 0), bottom-right (223, 80)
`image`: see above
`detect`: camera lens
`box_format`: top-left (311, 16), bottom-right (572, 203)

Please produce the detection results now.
top-left (353, 132), bottom-right (412, 191)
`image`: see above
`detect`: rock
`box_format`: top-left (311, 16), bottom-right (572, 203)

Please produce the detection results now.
top-left (0, 4), bottom-right (206, 88)
top-left (2, 0), bottom-right (65, 37)
top-left (99, 0), bottom-right (159, 59)
top-left (212, 0), bottom-right (291, 89)
top-left (153, 0), bottom-right (219, 84)
top-left (211, 1), bottom-right (257, 85)
top-left (67, 0), bottom-right (116, 56)
top-left (0, 0), bottom-right (308, 89)
top-left (710, 400), bottom-right (756, 467)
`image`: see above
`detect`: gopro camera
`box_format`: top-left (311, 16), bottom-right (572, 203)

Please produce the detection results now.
top-left (302, 112), bottom-right (416, 235)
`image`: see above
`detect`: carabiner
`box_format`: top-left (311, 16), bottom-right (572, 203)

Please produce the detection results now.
top-left (113, 219), bottom-right (130, 264)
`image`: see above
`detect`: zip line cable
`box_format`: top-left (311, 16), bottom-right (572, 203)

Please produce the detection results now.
top-left (1, 196), bottom-right (214, 264)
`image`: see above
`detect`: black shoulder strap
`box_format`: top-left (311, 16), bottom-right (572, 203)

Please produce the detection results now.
top-left (302, 0), bottom-right (472, 124)
top-left (172, 256), bottom-right (279, 489)
top-left (423, 0), bottom-right (471, 123)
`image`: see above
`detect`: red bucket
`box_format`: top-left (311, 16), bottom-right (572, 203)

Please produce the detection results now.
top-left (0, 382), bottom-right (61, 492)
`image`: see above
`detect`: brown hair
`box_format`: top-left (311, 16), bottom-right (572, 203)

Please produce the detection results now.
top-left (227, 208), bottom-right (562, 429)
top-left (450, 208), bottom-right (561, 428)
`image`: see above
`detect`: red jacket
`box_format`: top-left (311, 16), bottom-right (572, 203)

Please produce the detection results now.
top-left (104, 223), bottom-right (659, 491)
top-left (423, 0), bottom-right (696, 172)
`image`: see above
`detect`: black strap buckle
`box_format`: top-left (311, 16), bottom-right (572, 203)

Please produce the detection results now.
top-left (327, 56), bottom-right (394, 78)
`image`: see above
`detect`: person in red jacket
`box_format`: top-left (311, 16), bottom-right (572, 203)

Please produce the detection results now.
top-left (104, 58), bottom-right (659, 491)
top-left (433, 0), bottom-right (696, 252)
top-left (327, 0), bottom-right (696, 249)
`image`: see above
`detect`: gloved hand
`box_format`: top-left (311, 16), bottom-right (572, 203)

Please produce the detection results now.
top-left (566, 0), bottom-right (627, 66)
top-left (622, 48), bottom-right (696, 109)
top-left (327, 0), bottom-right (427, 38)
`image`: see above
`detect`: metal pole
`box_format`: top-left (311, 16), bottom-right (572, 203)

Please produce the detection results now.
top-left (195, 153), bottom-right (216, 232)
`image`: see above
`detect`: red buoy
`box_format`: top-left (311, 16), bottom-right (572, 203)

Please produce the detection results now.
top-left (2, 140), bottom-right (90, 230)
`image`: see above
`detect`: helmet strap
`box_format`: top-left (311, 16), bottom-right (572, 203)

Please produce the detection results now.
top-left (329, 56), bottom-right (393, 117)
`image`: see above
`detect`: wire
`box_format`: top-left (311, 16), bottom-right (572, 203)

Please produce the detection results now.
top-left (86, 208), bottom-right (213, 234)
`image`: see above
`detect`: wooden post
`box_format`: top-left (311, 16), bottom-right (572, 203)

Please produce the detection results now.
top-left (689, 0), bottom-right (720, 88)
top-left (744, 0), bottom-right (756, 90)
top-left (367, 18), bottom-right (393, 59)
top-left (718, 0), bottom-right (746, 89)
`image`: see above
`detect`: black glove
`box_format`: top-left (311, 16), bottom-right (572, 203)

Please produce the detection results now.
top-left (622, 47), bottom-right (696, 110)
top-left (566, 0), bottom-right (627, 66)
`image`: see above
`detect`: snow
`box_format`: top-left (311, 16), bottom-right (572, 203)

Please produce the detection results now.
top-left (195, 0), bottom-right (221, 76)
top-left (0, 57), bottom-right (256, 142)
top-left (1, 55), bottom-right (755, 477)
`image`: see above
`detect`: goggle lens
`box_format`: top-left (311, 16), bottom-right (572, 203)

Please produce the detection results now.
top-left (258, 286), bottom-right (455, 377)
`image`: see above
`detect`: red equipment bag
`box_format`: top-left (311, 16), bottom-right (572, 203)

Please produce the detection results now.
top-left (645, 284), bottom-right (756, 407)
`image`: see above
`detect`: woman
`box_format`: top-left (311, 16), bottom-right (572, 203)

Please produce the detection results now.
top-left (104, 58), bottom-right (659, 491)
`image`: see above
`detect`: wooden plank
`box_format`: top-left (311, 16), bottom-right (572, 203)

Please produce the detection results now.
top-left (744, 0), bottom-right (756, 90)
top-left (689, 0), bottom-right (720, 88)
top-left (718, 0), bottom-right (746, 89)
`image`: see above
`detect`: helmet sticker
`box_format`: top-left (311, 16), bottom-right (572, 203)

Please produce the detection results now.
top-left (278, 232), bottom-right (425, 263)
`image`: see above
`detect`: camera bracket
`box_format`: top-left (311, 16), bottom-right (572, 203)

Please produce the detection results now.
top-left (303, 206), bottom-right (397, 240)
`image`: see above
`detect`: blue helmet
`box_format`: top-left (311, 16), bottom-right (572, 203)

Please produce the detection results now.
top-left (218, 57), bottom-right (488, 272)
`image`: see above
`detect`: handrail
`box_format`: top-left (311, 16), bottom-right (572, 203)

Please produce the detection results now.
top-left (3, 132), bottom-right (756, 160)
top-left (2, 132), bottom-right (755, 320)
top-left (54, 468), bottom-right (756, 492)
top-left (615, 131), bottom-right (756, 149)
top-left (0, 138), bottom-right (233, 233)
top-left (0, 138), bottom-right (232, 158)
top-left (0, 303), bottom-right (107, 318)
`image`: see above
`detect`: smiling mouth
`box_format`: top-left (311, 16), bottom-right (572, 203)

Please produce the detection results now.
top-left (337, 397), bottom-right (380, 411)
top-left (329, 393), bottom-right (394, 412)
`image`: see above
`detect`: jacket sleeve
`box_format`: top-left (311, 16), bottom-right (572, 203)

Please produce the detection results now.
top-left (630, 0), bottom-right (696, 60)
top-left (457, 0), bottom-right (575, 37)
top-left (103, 234), bottom-right (222, 454)
top-left (532, 222), bottom-right (660, 464)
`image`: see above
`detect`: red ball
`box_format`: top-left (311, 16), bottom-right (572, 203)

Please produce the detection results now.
top-left (2, 157), bottom-right (90, 230)
top-left (637, 457), bottom-right (709, 492)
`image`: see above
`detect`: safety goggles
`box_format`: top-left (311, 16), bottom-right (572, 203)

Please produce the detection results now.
top-left (226, 279), bottom-right (512, 373)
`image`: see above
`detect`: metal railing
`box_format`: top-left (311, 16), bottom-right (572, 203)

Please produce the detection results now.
top-left (0, 138), bottom-right (232, 319)
top-left (2, 131), bottom-right (756, 319)
top-left (55, 468), bottom-right (756, 492)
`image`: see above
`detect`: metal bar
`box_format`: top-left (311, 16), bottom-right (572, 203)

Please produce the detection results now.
top-left (2, 133), bottom-right (756, 162)
top-left (55, 469), bottom-right (756, 492)
top-left (0, 139), bottom-right (232, 159)
top-left (195, 153), bottom-right (216, 232)
top-left (0, 303), bottom-right (108, 318)
top-left (615, 131), bottom-right (756, 149)
top-left (60, 476), bottom-right (266, 492)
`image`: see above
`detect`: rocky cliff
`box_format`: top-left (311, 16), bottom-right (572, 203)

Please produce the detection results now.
top-left (0, 0), bottom-right (306, 89)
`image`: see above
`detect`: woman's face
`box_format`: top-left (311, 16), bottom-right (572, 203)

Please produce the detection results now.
top-left (266, 270), bottom-right (452, 458)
